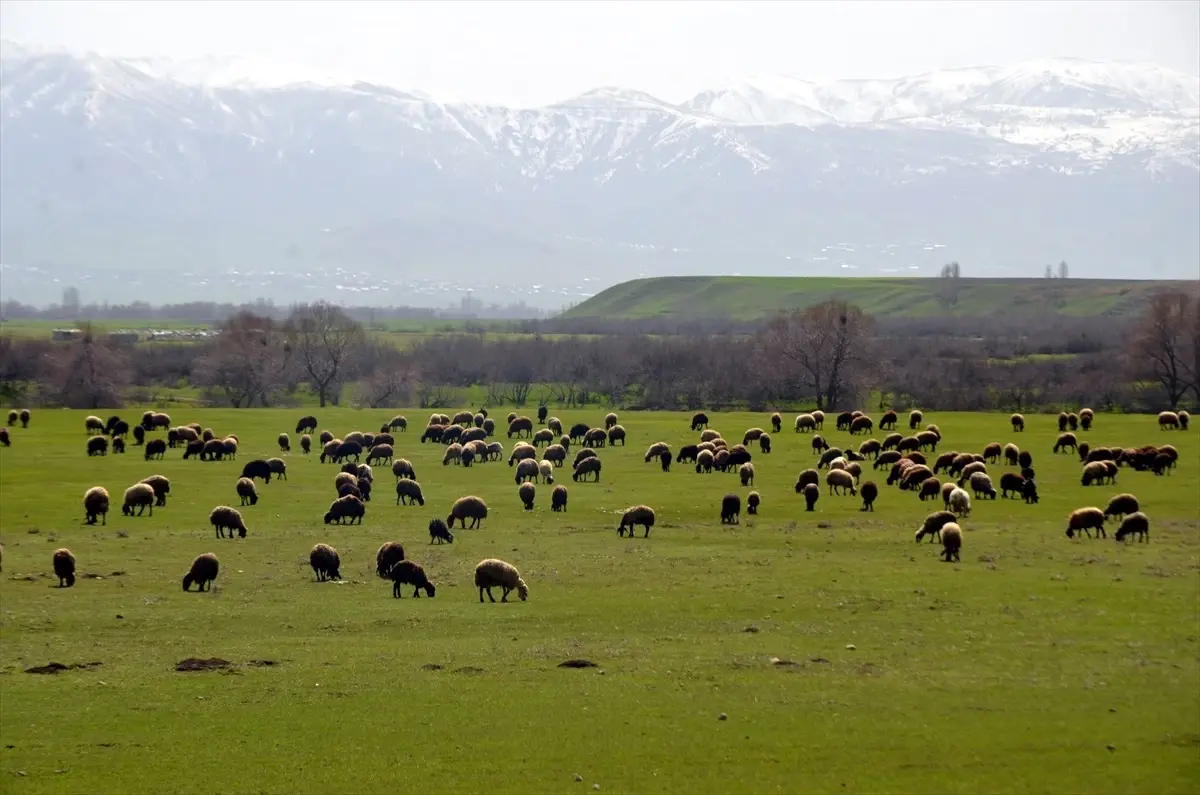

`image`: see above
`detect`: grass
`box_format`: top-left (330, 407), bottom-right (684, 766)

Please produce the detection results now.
top-left (0, 408), bottom-right (1197, 794)
top-left (562, 276), bottom-right (1199, 322)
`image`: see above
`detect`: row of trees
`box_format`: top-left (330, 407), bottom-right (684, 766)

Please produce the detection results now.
top-left (3, 293), bottom-right (1197, 413)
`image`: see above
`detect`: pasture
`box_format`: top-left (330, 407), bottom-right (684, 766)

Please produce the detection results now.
top-left (0, 408), bottom-right (1197, 794)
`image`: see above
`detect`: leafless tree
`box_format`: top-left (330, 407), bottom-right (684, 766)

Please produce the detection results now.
top-left (755, 301), bottom-right (875, 410)
top-left (1128, 291), bottom-right (1199, 409)
top-left (356, 349), bottom-right (419, 408)
top-left (284, 302), bottom-right (366, 407)
top-left (193, 312), bottom-right (297, 407)
top-left (40, 323), bottom-right (131, 408)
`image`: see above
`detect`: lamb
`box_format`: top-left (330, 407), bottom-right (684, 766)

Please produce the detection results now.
top-left (325, 494), bottom-right (365, 525)
top-left (85, 415), bottom-right (105, 435)
top-left (826, 469), bottom-right (857, 496)
top-left (720, 493), bottom-right (741, 524)
top-left (538, 460), bottom-right (555, 484)
top-left (1115, 512), bottom-right (1150, 543)
top-left (939, 523), bottom-right (963, 562)
top-left (475, 558), bottom-right (528, 603)
top-left (309, 543), bottom-right (342, 582)
top-left (794, 468), bottom-right (820, 492)
top-left (87, 435), bottom-right (108, 456)
top-left (122, 483), bottom-right (156, 517)
top-left (241, 459), bottom-right (273, 483)
top-left (83, 486), bottom-right (110, 525)
top-left (1158, 411), bottom-right (1180, 430)
top-left (795, 413), bottom-right (816, 432)
top-left (880, 410), bottom-right (898, 430)
top-left (551, 484), bottom-right (569, 512)
top-left (1080, 461), bottom-right (1110, 486)
top-left (395, 479), bottom-right (425, 506)
top-left (909, 409), bottom-right (923, 430)
top-left (619, 505), bottom-right (656, 537)
top-left (266, 457), bottom-right (287, 481)
top-left (443, 443), bottom-right (464, 467)
top-left (758, 433), bottom-right (772, 454)
top-left (860, 481), bottom-right (879, 511)
top-left (296, 415), bottom-right (318, 434)
top-left (392, 458), bottom-right (416, 480)
top-left (518, 481), bottom-right (536, 511)
top-left (140, 474), bottom-right (171, 507)
top-left (1103, 493), bottom-right (1139, 520)
top-left (691, 411), bottom-right (709, 431)
top-left (968, 471), bottom-right (997, 500)
top-left (739, 462), bottom-right (755, 487)
top-left (802, 483), bottom-right (820, 511)
top-left (849, 415), bottom-right (874, 435)
top-left (300, 434), bottom-right (312, 454)
top-left (1066, 507), bottom-right (1106, 539)
top-left (607, 425), bottom-right (627, 446)
top-left (389, 559), bottom-right (437, 598)
top-left (999, 472), bottom-right (1026, 498)
top-left (448, 495), bottom-right (489, 529)
top-left (1011, 413), bottom-right (1025, 432)
top-left (918, 477), bottom-right (941, 502)
top-left (429, 518), bottom-right (454, 544)
top-left (573, 456), bottom-right (602, 482)
top-left (507, 416), bottom-right (534, 438)
top-left (366, 443), bottom-right (394, 465)
top-left (948, 487), bottom-right (971, 517)
top-left (182, 553), bottom-right (219, 592)
top-left (209, 506), bottom-right (248, 538)
top-left (811, 434), bottom-right (830, 453)
top-left (376, 542), bottom-right (406, 578)
top-left (514, 458), bottom-right (539, 484)
top-left (915, 510), bottom-right (958, 543)
top-left (235, 476), bottom-right (259, 506)
top-left (53, 548), bottom-right (76, 587)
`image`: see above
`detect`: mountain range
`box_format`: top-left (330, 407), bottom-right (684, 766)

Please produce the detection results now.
top-left (1, 40), bottom-right (1197, 309)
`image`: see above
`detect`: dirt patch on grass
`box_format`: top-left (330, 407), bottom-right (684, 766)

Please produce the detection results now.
top-left (455, 666), bottom-right (486, 675)
top-left (421, 663), bottom-right (445, 671)
top-left (175, 657), bottom-right (232, 672)
top-left (246, 659), bottom-right (278, 668)
top-left (558, 658), bottom-right (599, 668)
top-left (25, 661), bottom-right (102, 675)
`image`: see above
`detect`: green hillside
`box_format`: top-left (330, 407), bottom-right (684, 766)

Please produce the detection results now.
top-left (561, 276), bottom-right (1198, 322)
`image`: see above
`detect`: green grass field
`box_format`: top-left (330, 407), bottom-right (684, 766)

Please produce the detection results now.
top-left (562, 276), bottom-right (1198, 322)
top-left (0, 408), bottom-right (1197, 794)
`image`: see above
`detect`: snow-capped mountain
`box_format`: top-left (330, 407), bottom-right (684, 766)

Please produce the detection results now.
top-left (1, 41), bottom-right (1197, 308)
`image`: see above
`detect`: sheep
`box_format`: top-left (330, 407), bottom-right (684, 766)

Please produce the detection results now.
top-left (982, 442), bottom-right (1002, 464)
top-left (699, 429), bottom-right (722, 443)
top-left (875, 450), bottom-right (903, 470)
top-left (916, 431), bottom-right (941, 452)
top-left (887, 461), bottom-right (914, 486)
top-left (915, 510), bottom-right (957, 543)
top-left (941, 481), bottom-right (957, 508)
top-left (198, 438), bottom-right (225, 461)
top-left (1022, 479), bottom-right (1039, 504)
top-left (83, 486), bottom-right (110, 525)
top-left (573, 456), bottom-right (602, 482)
top-left (585, 428), bottom-right (608, 448)
top-left (483, 418), bottom-right (497, 436)
top-left (509, 442), bottom-right (537, 466)
top-left (918, 477), bottom-right (941, 502)
top-left (909, 409), bottom-right (923, 430)
top-left (957, 461), bottom-right (988, 485)
top-left (794, 468), bottom-right (820, 492)
top-left (573, 448), bottom-right (598, 468)
top-left (536, 459), bottom-right (555, 485)
top-left (826, 469), bottom-right (857, 496)
top-left (140, 474), bottom-right (171, 507)
top-left (261, 457), bottom-right (286, 481)
top-left (343, 431), bottom-right (368, 447)
top-left (421, 425), bottom-right (445, 444)
top-left (296, 415), bottom-right (318, 434)
top-left (931, 451), bottom-right (957, 474)
top-left (713, 449), bottom-right (731, 472)
top-left (448, 496), bottom-right (489, 529)
top-left (881, 433), bottom-right (903, 451)
top-left (900, 465), bottom-right (935, 492)
top-left (1067, 412), bottom-right (1079, 431)
top-left (1066, 507), bottom-right (1106, 539)
top-left (221, 436), bottom-right (241, 459)
top-left (392, 458), bottom-right (416, 480)
top-left (1052, 432), bottom-right (1078, 455)
top-left (460, 447), bottom-right (476, 468)
top-left (1115, 512), bottom-right (1150, 543)
top-left (811, 410), bottom-right (825, 429)
top-left (600, 412), bottom-right (618, 430)
top-left (802, 482), bottom-right (819, 511)
top-left (998, 472), bottom-right (1026, 499)
top-left (87, 435), bottom-right (109, 457)
top-left (300, 434), bottom-right (312, 454)
top-left (133, 425), bottom-right (145, 445)
top-left (836, 412), bottom-right (854, 431)
top-left (109, 419), bottom-right (130, 438)
top-left (619, 505), bottom-right (656, 537)
top-left (1081, 461), bottom-right (1110, 487)
top-left (939, 523), bottom-right (963, 562)
top-left (811, 434), bottom-right (830, 454)
top-left (53, 548), bottom-right (76, 587)
top-left (541, 443), bottom-right (568, 469)
top-left (739, 462), bottom-right (756, 487)
top-left (210, 506), bottom-right (248, 538)
top-left (721, 493), bottom-right (741, 524)
top-left (1158, 411), bottom-right (1180, 430)
top-left (1057, 412), bottom-right (1069, 432)
top-left (309, 543), bottom-right (342, 582)
top-left (241, 459), bottom-right (273, 483)
top-left (543, 483), bottom-right (566, 514)
top-left (532, 428), bottom-right (555, 448)
top-left (968, 472), bottom-right (997, 500)
top-left (366, 443), bottom-right (394, 466)
top-left (828, 456), bottom-right (848, 472)
top-left (375, 542), bottom-right (406, 578)
top-left (511, 458), bottom-right (538, 485)
top-left (6, 409), bottom-right (16, 426)
top-left (860, 481), bottom-right (879, 511)
top-left (475, 558), bottom-right (528, 603)
top-left (857, 439), bottom-right (881, 460)
top-left (795, 413), bottom-right (816, 432)
top-left (691, 412), bottom-right (709, 431)
top-left (319, 430), bottom-right (334, 446)
top-left (568, 422), bottom-right (591, 442)
top-left (122, 483), bottom-right (156, 517)
top-left (817, 447), bottom-right (844, 469)
top-left (182, 439), bottom-right (204, 459)
top-left (374, 432), bottom-right (396, 448)
top-left (948, 487), bottom-right (971, 517)
top-left (695, 449), bottom-right (715, 474)
top-left (758, 433), bottom-right (772, 454)
top-left (742, 427), bottom-right (765, 445)
top-left (607, 424), bottom-right (627, 447)
top-left (1011, 413), bottom-right (1024, 432)
top-left (388, 415), bottom-right (408, 433)
top-left (428, 518), bottom-right (454, 545)
top-left (334, 471), bottom-right (359, 493)
top-left (1018, 450), bottom-right (1033, 469)
top-left (850, 415), bottom-right (874, 435)
top-left (768, 412), bottom-right (782, 434)
top-left (0, 427), bottom-right (9, 446)
top-left (235, 476), bottom-right (259, 506)
top-left (395, 479), bottom-right (425, 507)
top-left (676, 444), bottom-right (700, 464)
top-left (324, 494), bottom-right (365, 525)
top-left (85, 415), bottom-right (105, 435)
top-left (1179, 411), bottom-right (1190, 431)
top-left (546, 417), bottom-right (563, 436)
top-left (1079, 407), bottom-right (1094, 431)
top-left (442, 443), bottom-right (464, 467)
top-left (388, 560), bottom-right (437, 598)
top-left (880, 410), bottom-right (898, 430)
top-left (645, 442), bottom-right (671, 462)
top-left (507, 417), bottom-right (534, 438)
top-left (517, 481), bottom-right (537, 511)
top-left (1103, 493), bottom-right (1139, 520)
top-left (182, 553), bottom-right (219, 592)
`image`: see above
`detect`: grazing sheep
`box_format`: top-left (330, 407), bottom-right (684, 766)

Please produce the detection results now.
top-left (542, 443), bottom-right (567, 469)
top-left (850, 415), bottom-right (874, 435)
top-left (507, 417), bottom-right (534, 438)
top-left (509, 443), bottom-right (537, 466)
top-left (880, 410), bottom-right (898, 430)
top-left (860, 481), bottom-right (879, 511)
top-left (486, 441), bottom-right (504, 461)
top-left (0, 427), bottom-right (9, 446)
top-left (742, 427), bottom-right (765, 445)
top-left (273, 432), bottom-right (290, 454)
top-left (758, 433), bottom-right (772, 454)
top-left (318, 430), bottom-right (334, 446)
top-left (551, 484), bottom-right (569, 512)
top-left (743, 490), bottom-right (760, 515)
top-left (982, 442), bottom-right (1002, 464)
top-left (1018, 450), bottom-right (1033, 470)
top-left (474, 558), bottom-right (528, 603)
top-left (429, 518), bottom-right (454, 544)
top-left (999, 472), bottom-right (1026, 498)
top-left (532, 428), bottom-right (555, 448)
top-left (1000, 443), bottom-right (1020, 467)
top-left (1054, 433), bottom-right (1079, 455)
top-left (324, 494), bottom-right (365, 525)
top-left (1103, 493), bottom-right (1139, 520)
top-left (1066, 507), bottom-right (1106, 539)
top-left (957, 461), bottom-right (988, 485)
top-left (826, 469), bottom-right (857, 496)
top-left (6, 409), bottom-right (16, 426)
top-left (858, 439), bottom-right (882, 459)
top-left (1067, 412), bottom-right (1079, 431)
top-left (537, 460), bottom-right (555, 484)
top-left (573, 456), bottom-right (602, 482)
top-left (85, 415), bottom-right (105, 435)
top-left (836, 412), bottom-right (854, 431)
top-left (573, 448), bottom-right (598, 468)
top-left (915, 431), bottom-right (940, 452)
top-left (518, 481), bottom-right (536, 511)
top-left (770, 412), bottom-right (782, 433)
top-left (514, 458), bottom-right (539, 484)
top-left (182, 553), bottom-right (219, 592)
top-left (811, 410), bottom-right (825, 429)
top-left (182, 439), bottom-right (204, 459)
top-left (388, 559), bottom-right (437, 598)
top-left (420, 425), bottom-right (445, 444)
top-left (448, 496), bottom-right (489, 529)
top-left (900, 465), bottom-right (935, 492)
top-left (1079, 407), bottom-right (1094, 431)
top-left (695, 449), bottom-right (715, 474)
top-left (645, 442), bottom-right (671, 463)
top-left (309, 543), bottom-right (342, 582)
top-left (699, 429), bottom-right (722, 443)
top-left (395, 479), bottom-right (425, 506)
top-left (366, 443), bottom-right (394, 466)
top-left (83, 486), bottom-right (110, 525)
top-left (388, 415), bottom-right (408, 432)
top-left (1158, 411), bottom-right (1180, 430)
top-left (53, 548), bottom-right (76, 587)
top-left (939, 523), bottom-right (963, 562)
top-left (545, 416), bottom-right (564, 436)
top-left (948, 487), bottom-right (971, 517)
top-left (1081, 461), bottom-right (1110, 487)
top-left (567, 422), bottom-right (590, 442)
top-left (932, 451), bottom-right (958, 474)
top-left (795, 468), bottom-right (820, 492)
top-left (817, 447), bottom-right (844, 469)
top-left (392, 458), bottom-right (416, 481)
top-left (968, 472), bottom-right (997, 500)
top-left (241, 459), bottom-right (273, 483)
top-left (811, 434), bottom-right (830, 454)
top-left (919, 477), bottom-right (941, 502)
top-left (122, 483), bottom-right (156, 517)
top-left (691, 411), bottom-right (709, 431)
top-left (1011, 413), bottom-right (1025, 432)
top-left (881, 433), bottom-right (904, 451)
top-left (909, 409), bottom-right (923, 430)
top-left (133, 425), bottom-right (145, 445)
top-left (483, 418), bottom-right (497, 436)
top-left (603, 412), bottom-right (618, 429)
top-left (1057, 412), bottom-right (1069, 432)
top-left (87, 435), bottom-right (109, 457)
top-left (199, 438), bottom-right (225, 461)
top-left (607, 424), bottom-right (627, 447)
top-left (375, 542), bottom-right (406, 578)
top-left (619, 505), bottom-right (656, 537)
top-left (1022, 479), bottom-right (1039, 504)
top-left (235, 477), bottom-right (259, 506)
top-left (295, 415), bottom-right (318, 434)
top-left (915, 510), bottom-right (958, 543)
top-left (111, 436), bottom-right (125, 454)
top-left (795, 413), bottom-right (817, 432)
top-left (802, 483), bottom-right (819, 511)
top-left (140, 474), bottom-right (171, 507)
top-left (675, 444), bottom-right (700, 464)
top-left (461, 447), bottom-right (476, 468)
top-left (941, 481), bottom-right (957, 508)
top-left (442, 443), bottom-right (464, 467)
top-left (209, 506), bottom-right (248, 538)
top-left (1115, 512), bottom-right (1150, 543)
top-left (585, 427), bottom-right (608, 448)
top-left (451, 410), bottom-right (474, 427)
top-left (298, 434), bottom-right (311, 455)
top-left (739, 462), bottom-right (755, 487)
top-left (721, 493), bottom-right (741, 524)
top-left (260, 457), bottom-right (285, 481)
top-left (109, 418), bottom-right (130, 438)
top-left (1178, 411), bottom-right (1190, 431)
top-left (875, 450), bottom-right (903, 470)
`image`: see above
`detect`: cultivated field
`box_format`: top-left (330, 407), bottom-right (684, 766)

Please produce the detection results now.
top-left (0, 408), bottom-right (1197, 794)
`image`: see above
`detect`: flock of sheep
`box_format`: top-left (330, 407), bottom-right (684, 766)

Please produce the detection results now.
top-left (0, 401), bottom-right (1189, 594)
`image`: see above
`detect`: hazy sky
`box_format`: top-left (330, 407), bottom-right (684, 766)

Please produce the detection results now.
top-left (2, 0), bottom-right (1197, 106)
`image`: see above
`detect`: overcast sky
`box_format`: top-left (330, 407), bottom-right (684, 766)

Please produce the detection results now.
top-left (2, 0), bottom-right (1197, 106)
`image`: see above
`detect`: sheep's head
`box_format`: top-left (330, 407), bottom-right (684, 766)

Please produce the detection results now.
top-left (422, 582), bottom-right (436, 598)
top-left (182, 574), bottom-right (194, 591)
top-left (1066, 527), bottom-right (1076, 538)
top-left (324, 512), bottom-right (335, 525)
top-left (515, 580), bottom-right (529, 601)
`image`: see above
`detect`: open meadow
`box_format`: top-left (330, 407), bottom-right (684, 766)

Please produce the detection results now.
top-left (0, 407), bottom-right (1197, 794)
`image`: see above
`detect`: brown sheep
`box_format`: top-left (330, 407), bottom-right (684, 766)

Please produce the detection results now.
top-left (1080, 461), bottom-right (1110, 486)
top-left (300, 434), bottom-right (312, 454)
top-left (236, 477), bottom-right (259, 506)
top-left (1066, 507), bottom-right (1106, 539)
top-left (573, 456), bottom-right (602, 482)
top-left (982, 442), bottom-right (1002, 463)
top-left (747, 491), bottom-right (760, 515)
top-left (826, 469), bottom-right (857, 496)
top-left (794, 468), bottom-right (820, 492)
top-left (811, 434), bottom-right (830, 453)
top-left (918, 477), bottom-right (942, 502)
top-left (309, 543), bottom-right (341, 582)
top-left (691, 412), bottom-right (709, 431)
top-left (1053, 433), bottom-right (1078, 454)
top-left (849, 415), bottom-right (874, 435)
top-left (366, 444), bottom-right (394, 465)
top-left (395, 479), bottom-right (425, 506)
top-left (932, 451), bottom-right (958, 473)
top-left (1115, 512), bottom-right (1150, 543)
top-left (210, 506), bottom-right (248, 538)
top-left (915, 510), bottom-right (957, 543)
top-left (742, 427), bottom-right (765, 445)
top-left (860, 481), bottom-right (879, 511)
top-left (881, 432), bottom-right (904, 451)
top-left (1158, 411), bottom-right (1180, 430)
top-left (1058, 412), bottom-right (1069, 432)
top-left (739, 462), bottom-right (755, 487)
top-left (645, 442), bottom-right (671, 462)
top-left (140, 474), bottom-right (171, 507)
top-left (758, 433), bottom-right (772, 454)
top-left (858, 439), bottom-right (881, 459)
top-left (879, 410), bottom-right (898, 430)
top-left (909, 409), bottom-right (923, 430)
top-left (83, 486), bottom-right (110, 525)
top-left (324, 494), bottom-right (365, 525)
top-left (551, 484), bottom-right (568, 512)
top-left (53, 548), bottom-right (77, 587)
top-left (1178, 411), bottom-right (1190, 431)
top-left (875, 450), bottom-right (903, 470)
top-left (1103, 493), bottom-right (1139, 520)
top-left (389, 560), bottom-right (436, 598)
top-left (182, 553), bottom-right (219, 592)
top-left (939, 523), bottom-right (963, 562)
top-left (1011, 413), bottom-right (1025, 432)
top-left (770, 413), bottom-right (782, 433)
top-left (802, 482), bottom-right (819, 511)
top-left (518, 481), bottom-right (536, 511)
top-left (87, 435), bottom-right (109, 456)
top-left (1067, 412), bottom-right (1079, 431)
top-left (447, 496), bottom-right (488, 529)
top-left (999, 472), bottom-right (1025, 498)
top-left (1079, 408), bottom-right (1094, 430)
top-left (584, 427), bottom-right (608, 448)
top-left (619, 505), bottom-right (656, 537)
top-left (507, 416), bottom-right (534, 438)
top-left (122, 483), bottom-right (156, 517)
top-left (376, 542), bottom-right (406, 578)
top-left (720, 493), bottom-right (741, 524)
top-left (607, 424), bottom-right (627, 446)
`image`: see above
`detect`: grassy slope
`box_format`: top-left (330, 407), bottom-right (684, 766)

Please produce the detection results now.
top-left (0, 409), bottom-right (1197, 794)
top-left (563, 276), bottom-right (1198, 321)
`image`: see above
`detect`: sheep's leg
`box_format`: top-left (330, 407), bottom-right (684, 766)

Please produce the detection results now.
top-left (501, 587), bottom-right (511, 603)
top-left (412, 586), bottom-right (421, 598)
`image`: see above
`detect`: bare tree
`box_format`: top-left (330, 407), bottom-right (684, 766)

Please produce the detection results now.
top-left (193, 312), bottom-right (296, 407)
top-left (356, 350), bottom-right (419, 408)
top-left (41, 323), bottom-right (131, 408)
top-left (1128, 292), bottom-right (1199, 409)
top-left (756, 301), bottom-right (874, 410)
top-left (284, 302), bottom-right (366, 407)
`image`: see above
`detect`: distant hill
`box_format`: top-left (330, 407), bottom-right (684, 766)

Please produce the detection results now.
top-left (560, 276), bottom-right (1198, 322)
